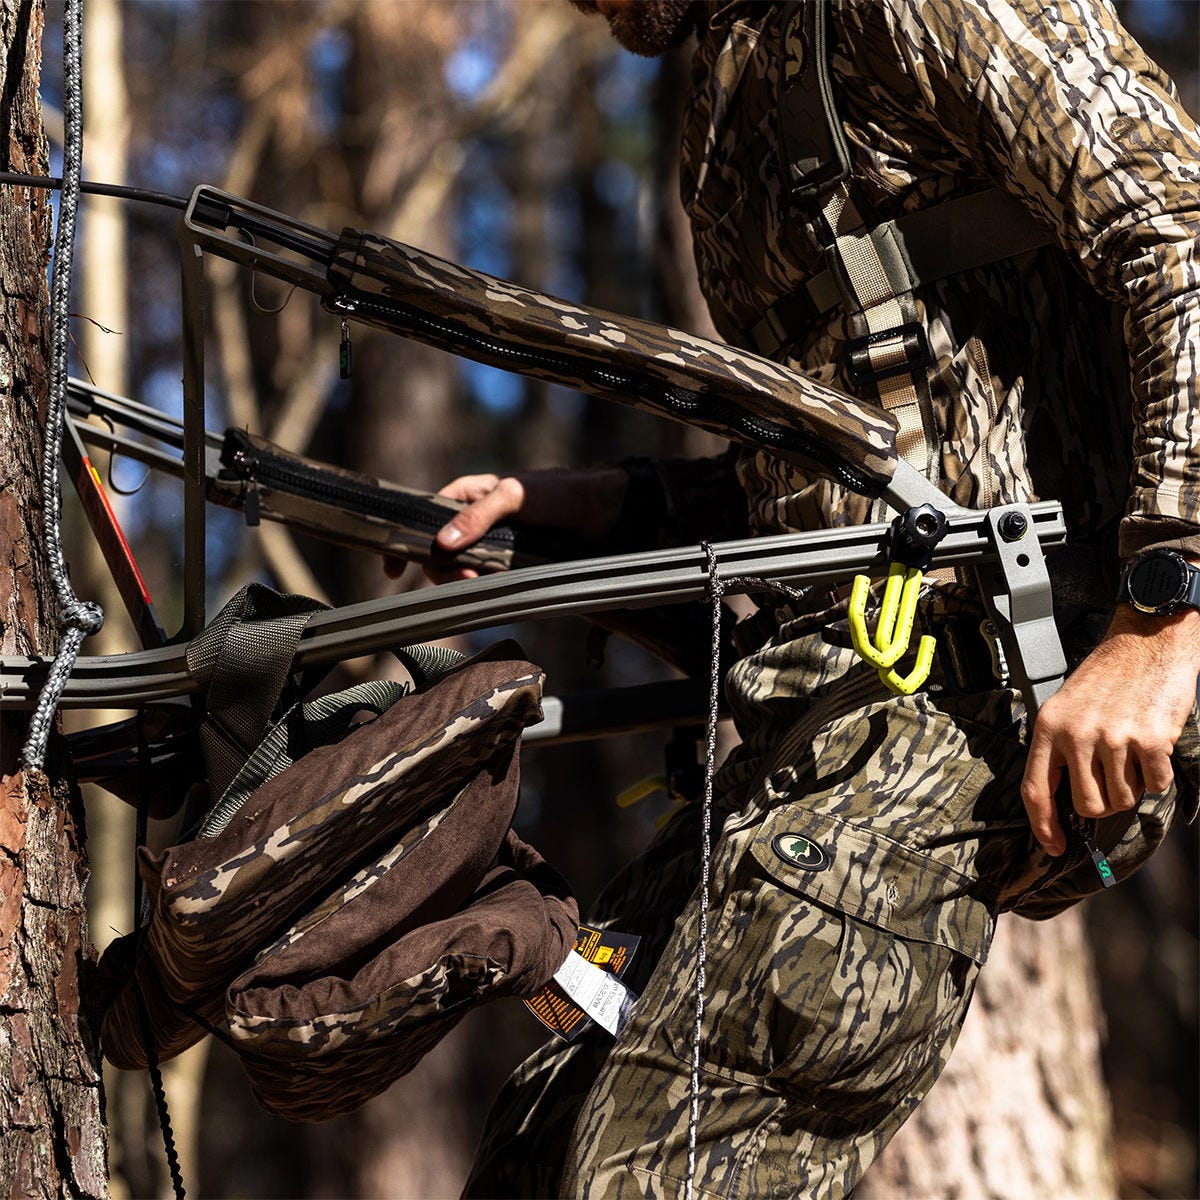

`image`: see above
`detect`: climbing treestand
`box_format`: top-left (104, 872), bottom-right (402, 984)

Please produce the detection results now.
top-left (2, 5), bottom-right (1076, 1196)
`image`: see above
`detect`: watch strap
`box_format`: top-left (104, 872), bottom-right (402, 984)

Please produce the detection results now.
top-left (1184, 559), bottom-right (1200, 612)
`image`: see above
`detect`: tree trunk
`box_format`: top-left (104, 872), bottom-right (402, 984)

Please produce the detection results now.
top-left (859, 908), bottom-right (1116, 1199)
top-left (0, 0), bottom-right (108, 1194)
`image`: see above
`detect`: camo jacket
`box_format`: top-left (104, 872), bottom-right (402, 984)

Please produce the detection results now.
top-left (668, 0), bottom-right (1200, 567)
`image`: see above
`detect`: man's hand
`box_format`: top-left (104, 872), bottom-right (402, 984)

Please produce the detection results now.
top-left (383, 467), bottom-right (629, 584)
top-left (1021, 603), bottom-right (1200, 855)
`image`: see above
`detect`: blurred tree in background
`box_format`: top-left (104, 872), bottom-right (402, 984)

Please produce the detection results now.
top-left (30, 0), bottom-right (1197, 1196)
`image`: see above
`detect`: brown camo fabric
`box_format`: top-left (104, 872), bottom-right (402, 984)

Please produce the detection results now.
top-left (99, 643), bottom-right (562, 1091)
top-left (324, 229), bottom-right (899, 499)
top-left (683, 0), bottom-right (1200, 561)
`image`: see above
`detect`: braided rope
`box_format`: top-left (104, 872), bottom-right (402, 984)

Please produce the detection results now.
top-left (685, 543), bottom-right (723, 1199)
top-left (134, 713), bottom-right (186, 1199)
top-left (686, 554), bottom-right (813, 1198)
top-left (21, 0), bottom-right (103, 770)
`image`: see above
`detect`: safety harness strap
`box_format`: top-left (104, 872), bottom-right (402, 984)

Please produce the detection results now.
top-left (818, 183), bottom-right (939, 487)
top-left (746, 187), bottom-right (1053, 360)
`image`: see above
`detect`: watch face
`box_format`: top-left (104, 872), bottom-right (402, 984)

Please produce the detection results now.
top-left (1128, 552), bottom-right (1188, 612)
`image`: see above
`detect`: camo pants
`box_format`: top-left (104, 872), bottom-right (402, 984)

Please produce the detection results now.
top-left (465, 593), bottom-right (1058, 1199)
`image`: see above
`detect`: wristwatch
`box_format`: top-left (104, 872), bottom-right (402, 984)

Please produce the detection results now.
top-left (1118, 548), bottom-right (1200, 616)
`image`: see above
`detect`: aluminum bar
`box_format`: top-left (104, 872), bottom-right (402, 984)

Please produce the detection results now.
top-left (0, 501), bottom-right (1066, 710)
top-left (179, 230), bottom-right (208, 638)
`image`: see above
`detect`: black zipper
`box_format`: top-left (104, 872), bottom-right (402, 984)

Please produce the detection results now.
top-left (1007, 805), bottom-right (1110, 912)
top-left (218, 429), bottom-right (583, 563)
top-left (221, 427), bottom-right (501, 541)
top-left (330, 293), bottom-right (877, 497)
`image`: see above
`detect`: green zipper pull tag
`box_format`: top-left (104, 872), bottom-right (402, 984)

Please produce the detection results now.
top-left (1083, 829), bottom-right (1116, 888)
top-left (339, 317), bottom-right (353, 379)
top-left (244, 476), bottom-right (261, 527)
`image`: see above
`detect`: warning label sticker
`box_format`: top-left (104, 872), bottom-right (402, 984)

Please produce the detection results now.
top-left (524, 925), bottom-right (641, 1042)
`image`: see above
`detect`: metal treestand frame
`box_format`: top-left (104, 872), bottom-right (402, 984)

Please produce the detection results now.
top-left (0, 184), bottom-right (1069, 737)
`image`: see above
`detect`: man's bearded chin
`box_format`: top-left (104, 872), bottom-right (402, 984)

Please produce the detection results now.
top-left (571, 1), bottom-right (701, 57)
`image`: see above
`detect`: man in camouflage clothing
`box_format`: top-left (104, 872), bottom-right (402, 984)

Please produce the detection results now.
top-left (429, 1), bottom-right (1200, 1195)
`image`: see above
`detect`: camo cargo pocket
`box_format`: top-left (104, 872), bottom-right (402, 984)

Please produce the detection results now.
top-left (663, 802), bottom-right (992, 1115)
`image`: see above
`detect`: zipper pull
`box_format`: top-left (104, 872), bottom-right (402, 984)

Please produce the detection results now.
top-left (234, 450), bottom-right (261, 527)
top-left (1082, 827), bottom-right (1116, 888)
top-left (244, 476), bottom-right (261, 526)
top-left (339, 316), bottom-right (353, 379)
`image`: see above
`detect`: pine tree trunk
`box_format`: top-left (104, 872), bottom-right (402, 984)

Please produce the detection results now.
top-left (858, 908), bottom-right (1115, 1199)
top-left (0, 0), bottom-right (109, 1193)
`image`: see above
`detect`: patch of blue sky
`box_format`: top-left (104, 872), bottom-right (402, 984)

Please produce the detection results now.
top-left (446, 0), bottom-right (516, 100)
top-left (548, 384), bottom-right (584, 424)
top-left (446, 43), bottom-right (498, 101)
top-left (308, 27), bottom-right (352, 138)
top-left (144, 366), bottom-right (186, 421)
top-left (458, 169), bottom-right (513, 277)
top-left (596, 51), bottom-right (657, 124)
top-left (594, 160), bottom-right (638, 212)
top-left (460, 358), bottom-right (523, 416)
top-left (205, 506), bottom-right (246, 579)
top-left (546, 263), bottom-right (585, 306)
top-left (550, 183), bottom-right (583, 254)
top-left (1122, 0), bottom-right (1186, 39)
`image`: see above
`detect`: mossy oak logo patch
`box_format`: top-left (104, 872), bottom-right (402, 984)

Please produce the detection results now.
top-left (772, 833), bottom-right (830, 872)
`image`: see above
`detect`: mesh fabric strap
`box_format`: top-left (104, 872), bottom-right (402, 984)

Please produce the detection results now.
top-left (185, 584), bottom-right (328, 803)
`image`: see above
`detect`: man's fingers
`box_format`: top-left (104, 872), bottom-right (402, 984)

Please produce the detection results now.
top-left (436, 474), bottom-right (501, 504)
top-left (1097, 742), bottom-right (1139, 812)
top-left (1136, 744), bottom-right (1175, 797)
top-left (1064, 741), bottom-right (1108, 819)
top-left (425, 565), bottom-right (479, 585)
top-left (1020, 736), bottom-right (1067, 856)
top-left (437, 477), bottom-right (527, 552)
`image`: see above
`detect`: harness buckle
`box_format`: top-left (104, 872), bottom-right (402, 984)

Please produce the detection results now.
top-left (845, 323), bottom-right (930, 388)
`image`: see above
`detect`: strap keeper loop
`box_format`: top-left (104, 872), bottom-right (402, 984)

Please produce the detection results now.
top-left (845, 322), bottom-right (930, 388)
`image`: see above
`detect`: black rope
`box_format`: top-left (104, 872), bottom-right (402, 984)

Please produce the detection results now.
top-left (0, 171), bottom-right (187, 211)
top-left (133, 986), bottom-right (187, 1200)
top-left (134, 711), bottom-right (187, 1200)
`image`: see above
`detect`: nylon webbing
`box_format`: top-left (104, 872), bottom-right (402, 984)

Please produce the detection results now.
top-left (197, 678), bottom-right (408, 838)
top-left (185, 585), bottom-right (328, 803)
top-left (821, 183), bottom-right (937, 488)
top-left (745, 188), bottom-right (1052, 360)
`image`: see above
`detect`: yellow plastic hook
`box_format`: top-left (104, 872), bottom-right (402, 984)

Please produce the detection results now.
top-left (848, 563), bottom-right (922, 669)
top-left (879, 633), bottom-right (938, 694)
top-left (848, 564), bottom-right (937, 694)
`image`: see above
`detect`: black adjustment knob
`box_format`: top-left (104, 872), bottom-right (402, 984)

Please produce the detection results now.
top-left (998, 511), bottom-right (1028, 542)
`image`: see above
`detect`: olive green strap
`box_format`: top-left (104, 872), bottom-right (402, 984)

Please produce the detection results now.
top-left (185, 584), bottom-right (329, 804)
top-left (197, 678), bottom-right (409, 838)
top-left (747, 188), bottom-right (1052, 359)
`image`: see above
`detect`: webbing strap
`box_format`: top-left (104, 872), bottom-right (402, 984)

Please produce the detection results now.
top-left (197, 678), bottom-right (408, 838)
top-left (820, 184), bottom-right (938, 488)
top-left (185, 584), bottom-right (328, 804)
top-left (746, 188), bottom-right (1053, 359)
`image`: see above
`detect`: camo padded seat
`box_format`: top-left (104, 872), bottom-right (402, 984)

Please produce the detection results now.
top-left (324, 228), bottom-right (900, 499)
top-left (100, 635), bottom-right (576, 1121)
top-left (229, 822), bottom-right (575, 1122)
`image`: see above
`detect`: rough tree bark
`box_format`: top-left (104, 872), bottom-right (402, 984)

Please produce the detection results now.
top-left (858, 901), bottom-right (1116, 1197)
top-left (0, 0), bottom-right (108, 1194)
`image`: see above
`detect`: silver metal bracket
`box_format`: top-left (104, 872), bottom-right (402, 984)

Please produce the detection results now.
top-left (974, 504), bottom-right (1068, 715)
